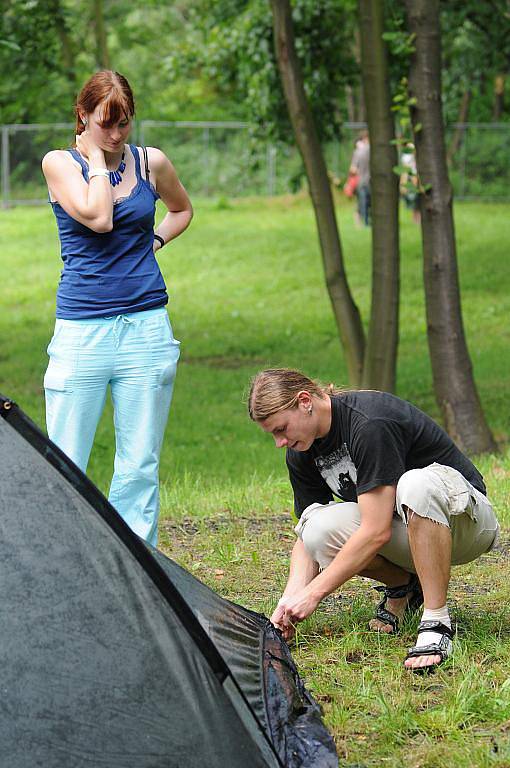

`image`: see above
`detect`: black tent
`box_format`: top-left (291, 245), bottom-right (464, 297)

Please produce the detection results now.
top-left (0, 395), bottom-right (338, 768)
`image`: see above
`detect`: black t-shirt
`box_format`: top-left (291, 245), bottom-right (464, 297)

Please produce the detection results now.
top-left (286, 391), bottom-right (486, 517)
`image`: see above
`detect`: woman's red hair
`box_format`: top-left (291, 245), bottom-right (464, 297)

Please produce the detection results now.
top-left (74, 70), bottom-right (135, 135)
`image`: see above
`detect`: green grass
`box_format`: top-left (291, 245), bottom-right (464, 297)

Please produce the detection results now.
top-left (1, 194), bottom-right (509, 766)
top-left (164, 511), bottom-right (510, 767)
top-left (2, 195), bottom-right (508, 492)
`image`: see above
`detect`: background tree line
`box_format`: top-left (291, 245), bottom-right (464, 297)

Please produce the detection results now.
top-left (2, 0), bottom-right (509, 128)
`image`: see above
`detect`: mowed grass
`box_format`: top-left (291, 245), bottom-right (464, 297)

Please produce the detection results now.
top-left (1, 194), bottom-right (510, 766)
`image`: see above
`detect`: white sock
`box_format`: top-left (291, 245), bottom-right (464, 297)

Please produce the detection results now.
top-left (415, 606), bottom-right (451, 649)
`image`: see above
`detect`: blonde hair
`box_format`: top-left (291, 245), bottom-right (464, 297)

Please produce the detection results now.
top-left (248, 368), bottom-right (343, 421)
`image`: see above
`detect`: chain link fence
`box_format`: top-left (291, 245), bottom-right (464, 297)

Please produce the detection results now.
top-left (1, 120), bottom-right (509, 207)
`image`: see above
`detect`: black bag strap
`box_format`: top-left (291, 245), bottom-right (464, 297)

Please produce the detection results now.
top-left (142, 145), bottom-right (150, 182)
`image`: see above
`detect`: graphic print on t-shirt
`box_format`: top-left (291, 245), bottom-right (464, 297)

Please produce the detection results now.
top-left (315, 443), bottom-right (357, 502)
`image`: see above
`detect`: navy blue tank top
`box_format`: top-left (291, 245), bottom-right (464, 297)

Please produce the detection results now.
top-left (51, 144), bottom-right (168, 319)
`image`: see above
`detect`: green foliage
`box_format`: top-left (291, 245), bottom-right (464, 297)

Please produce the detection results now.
top-left (382, 5), bottom-right (415, 59)
top-left (0, 0), bottom-right (246, 125)
top-left (441, 1), bottom-right (510, 124)
top-left (0, 0), bottom-right (75, 123)
top-left (388, 77), bottom-right (426, 194)
top-left (167, 0), bottom-right (358, 144)
top-left (113, 1), bottom-right (244, 121)
top-left (448, 127), bottom-right (510, 198)
top-left (2, 0), bottom-right (509, 130)
top-left (390, 78), bottom-right (414, 142)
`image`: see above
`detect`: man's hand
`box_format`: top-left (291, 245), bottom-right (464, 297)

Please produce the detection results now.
top-left (270, 603), bottom-right (296, 641)
top-left (270, 587), bottom-right (321, 641)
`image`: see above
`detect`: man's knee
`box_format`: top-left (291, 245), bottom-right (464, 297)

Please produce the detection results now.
top-left (296, 502), bottom-right (360, 568)
top-left (300, 516), bottom-right (332, 560)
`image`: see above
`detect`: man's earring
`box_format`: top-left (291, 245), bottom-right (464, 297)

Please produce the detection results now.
top-left (308, 406), bottom-right (313, 415)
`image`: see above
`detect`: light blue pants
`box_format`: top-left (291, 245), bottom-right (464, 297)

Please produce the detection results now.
top-left (44, 307), bottom-right (180, 546)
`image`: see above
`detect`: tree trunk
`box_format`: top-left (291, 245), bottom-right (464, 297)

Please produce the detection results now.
top-left (353, 27), bottom-right (366, 123)
top-left (404, 0), bottom-right (497, 454)
top-left (93, 0), bottom-right (110, 69)
top-left (48, 0), bottom-right (76, 85)
top-left (358, 0), bottom-right (400, 392)
top-left (446, 89), bottom-right (471, 166)
top-left (356, 84), bottom-right (366, 124)
top-left (345, 84), bottom-right (356, 123)
top-left (270, 0), bottom-right (365, 385)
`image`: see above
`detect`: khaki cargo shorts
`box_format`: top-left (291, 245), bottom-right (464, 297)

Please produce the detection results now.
top-left (294, 463), bottom-right (499, 573)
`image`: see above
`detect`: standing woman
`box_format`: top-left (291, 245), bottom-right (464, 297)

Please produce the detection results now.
top-left (42, 70), bottom-right (193, 546)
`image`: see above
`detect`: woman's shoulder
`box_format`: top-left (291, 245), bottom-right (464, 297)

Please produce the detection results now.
top-left (135, 147), bottom-right (179, 187)
top-left (42, 148), bottom-right (74, 162)
top-left (146, 146), bottom-right (172, 165)
top-left (130, 144), bottom-right (170, 167)
top-left (42, 148), bottom-right (79, 173)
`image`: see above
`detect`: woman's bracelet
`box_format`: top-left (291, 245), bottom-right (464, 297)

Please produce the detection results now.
top-left (153, 234), bottom-right (165, 249)
top-left (89, 168), bottom-right (110, 179)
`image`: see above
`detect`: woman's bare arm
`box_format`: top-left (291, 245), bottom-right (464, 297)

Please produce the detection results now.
top-left (148, 148), bottom-right (193, 250)
top-left (42, 133), bottom-right (113, 233)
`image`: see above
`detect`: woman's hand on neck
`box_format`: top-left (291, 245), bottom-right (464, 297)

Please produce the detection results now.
top-left (76, 130), bottom-right (105, 165)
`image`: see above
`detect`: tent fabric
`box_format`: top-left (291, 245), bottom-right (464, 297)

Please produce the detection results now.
top-left (0, 396), bottom-right (338, 768)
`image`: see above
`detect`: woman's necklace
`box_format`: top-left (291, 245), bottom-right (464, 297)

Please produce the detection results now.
top-left (108, 150), bottom-right (126, 187)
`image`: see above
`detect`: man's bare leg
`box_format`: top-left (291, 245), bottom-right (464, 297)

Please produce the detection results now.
top-left (404, 510), bottom-right (452, 670)
top-left (359, 555), bottom-right (416, 633)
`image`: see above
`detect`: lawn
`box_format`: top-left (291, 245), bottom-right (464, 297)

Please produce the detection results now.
top-left (1, 195), bottom-right (509, 766)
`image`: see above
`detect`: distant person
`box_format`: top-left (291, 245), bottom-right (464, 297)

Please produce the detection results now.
top-left (248, 368), bottom-right (499, 672)
top-left (343, 138), bottom-right (360, 219)
top-left (349, 131), bottom-right (370, 227)
top-left (400, 143), bottom-right (420, 224)
top-left (41, 70), bottom-right (193, 546)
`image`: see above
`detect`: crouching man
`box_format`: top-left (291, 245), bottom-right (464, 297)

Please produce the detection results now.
top-left (248, 368), bottom-right (499, 672)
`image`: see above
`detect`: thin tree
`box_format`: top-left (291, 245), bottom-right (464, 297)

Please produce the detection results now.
top-left (270, 0), bottom-right (400, 389)
top-left (404, 0), bottom-right (497, 454)
top-left (358, 0), bottom-right (400, 391)
top-left (48, 0), bottom-right (77, 86)
top-left (93, 0), bottom-right (110, 69)
top-left (269, 0), bottom-right (365, 385)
